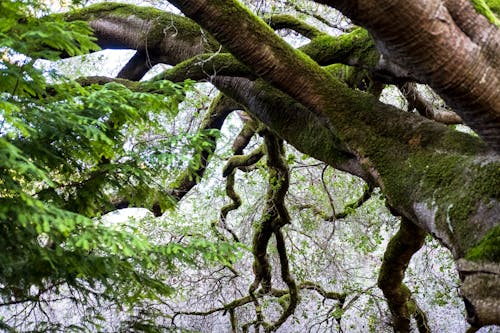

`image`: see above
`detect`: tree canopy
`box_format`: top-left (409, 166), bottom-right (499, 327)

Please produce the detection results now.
top-left (0, 0), bottom-right (499, 332)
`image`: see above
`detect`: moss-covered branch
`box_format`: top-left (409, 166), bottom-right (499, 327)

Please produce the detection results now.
top-left (377, 217), bottom-right (428, 332)
top-left (317, 0), bottom-right (500, 151)
top-left (265, 14), bottom-right (324, 39)
top-left (219, 145), bottom-right (266, 242)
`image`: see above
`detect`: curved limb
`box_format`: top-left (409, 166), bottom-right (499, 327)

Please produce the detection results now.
top-left (377, 217), bottom-right (429, 332)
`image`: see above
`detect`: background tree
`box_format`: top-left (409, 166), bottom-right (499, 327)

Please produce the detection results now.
top-left (0, 0), bottom-right (499, 332)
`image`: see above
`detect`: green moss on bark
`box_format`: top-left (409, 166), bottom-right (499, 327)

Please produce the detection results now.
top-left (300, 28), bottom-right (378, 67)
top-left (332, 93), bottom-right (497, 258)
top-left (466, 225), bottom-right (500, 262)
top-left (471, 0), bottom-right (500, 26)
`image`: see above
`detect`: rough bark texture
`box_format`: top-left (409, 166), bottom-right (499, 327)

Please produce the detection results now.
top-left (318, 0), bottom-right (500, 152)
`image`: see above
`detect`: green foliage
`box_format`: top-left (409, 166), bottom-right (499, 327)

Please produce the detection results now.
top-left (0, 1), bottom-right (241, 331)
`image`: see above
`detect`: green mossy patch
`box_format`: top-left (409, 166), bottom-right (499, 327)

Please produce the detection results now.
top-left (486, 0), bottom-right (500, 16)
top-left (466, 225), bottom-right (500, 262)
top-left (471, 0), bottom-right (500, 26)
top-left (300, 28), bottom-right (378, 67)
top-left (334, 95), bottom-right (498, 256)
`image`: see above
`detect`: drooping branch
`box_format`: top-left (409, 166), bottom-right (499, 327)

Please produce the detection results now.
top-left (248, 131), bottom-right (298, 331)
top-left (169, 94), bottom-right (241, 202)
top-left (377, 217), bottom-right (429, 333)
top-left (219, 145), bottom-right (266, 242)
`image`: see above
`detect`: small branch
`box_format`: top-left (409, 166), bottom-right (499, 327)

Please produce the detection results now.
top-left (398, 82), bottom-right (462, 125)
top-left (285, 1), bottom-right (353, 33)
top-left (218, 170), bottom-right (242, 242)
top-left (335, 183), bottom-right (374, 219)
top-left (321, 164), bottom-right (336, 218)
top-left (218, 145), bottom-right (266, 242)
top-left (299, 281), bottom-right (346, 303)
top-left (172, 283), bottom-right (345, 329)
top-left (222, 145), bottom-right (265, 178)
top-left (266, 14), bottom-right (324, 39)
top-left (268, 229), bottom-right (298, 331)
top-left (296, 183), bottom-right (374, 221)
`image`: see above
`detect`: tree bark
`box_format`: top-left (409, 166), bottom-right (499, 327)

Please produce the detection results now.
top-left (316, 0), bottom-right (500, 152)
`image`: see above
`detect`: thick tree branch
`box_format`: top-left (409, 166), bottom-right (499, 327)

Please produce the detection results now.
top-left (377, 217), bottom-right (428, 332)
top-left (164, 2), bottom-right (499, 325)
top-left (59, 2), bottom-right (500, 326)
top-left (316, 0), bottom-right (500, 151)
top-left (62, 3), bottom-right (221, 67)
